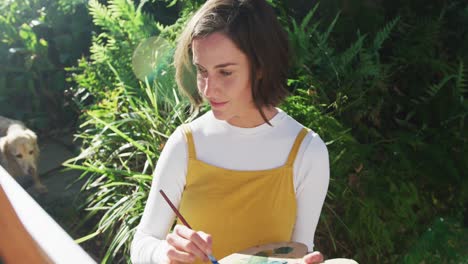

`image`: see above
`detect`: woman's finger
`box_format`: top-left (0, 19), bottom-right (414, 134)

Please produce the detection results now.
top-left (197, 231), bottom-right (213, 251)
top-left (174, 225), bottom-right (212, 256)
top-left (165, 244), bottom-right (196, 263)
top-left (303, 251), bottom-right (324, 264)
top-left (167, 227), bottom-right (209, 261)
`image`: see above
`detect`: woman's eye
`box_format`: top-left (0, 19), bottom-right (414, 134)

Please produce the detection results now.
top-left (220, 70), bottom-right (232, 76)
top-left (196, 68), bottom-right (207, 77)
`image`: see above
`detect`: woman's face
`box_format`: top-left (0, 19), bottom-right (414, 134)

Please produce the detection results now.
top-left (192, 32), bottom-right (258, 127)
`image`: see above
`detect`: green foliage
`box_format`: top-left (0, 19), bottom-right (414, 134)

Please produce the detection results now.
top-left (287, 3), bottom-right (400, 142)
top-left (403, 217), bottom-right (468, 263)
top-left (66, 79), bottom-right (192, 262)
top-left (63, 0), bottom-right (468, 263)
top-left (0, 0), bottom-right (92, 130)
top-left (283, 91), bottom-right (428, 262)
top-left (68, 0), bottom-right (190, 110)
top-left (64, 0), bottom-right (196, 262)
top-left (284, 1), bottom-right (468, 263)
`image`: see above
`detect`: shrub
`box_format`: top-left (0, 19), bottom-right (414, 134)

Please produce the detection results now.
top-left (0, 0), bottom-right (92, 130)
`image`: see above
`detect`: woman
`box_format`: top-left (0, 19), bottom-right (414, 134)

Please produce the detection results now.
top-left (131, 0), bottom-right (329, 263)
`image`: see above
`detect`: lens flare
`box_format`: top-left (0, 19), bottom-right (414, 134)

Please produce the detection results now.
top-left (132, 36), bottom-right (172, 82)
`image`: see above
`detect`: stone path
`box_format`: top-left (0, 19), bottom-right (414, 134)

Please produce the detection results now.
top-left (16, 133), bottom-right (98, 259)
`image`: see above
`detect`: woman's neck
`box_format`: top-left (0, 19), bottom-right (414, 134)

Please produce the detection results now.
top-left (226, 106), bottom-right (278, 128)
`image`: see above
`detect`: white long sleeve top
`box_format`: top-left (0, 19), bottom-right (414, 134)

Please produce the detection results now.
top-left (130, 109), bottom-right (330, 264)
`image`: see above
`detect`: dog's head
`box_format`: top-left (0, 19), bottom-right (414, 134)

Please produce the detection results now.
top-left (0, 128), bottom-right (39, 177)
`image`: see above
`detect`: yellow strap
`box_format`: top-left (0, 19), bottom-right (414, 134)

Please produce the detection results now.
top-left (181, 124), bottom-right (196, 160)
top-left (285, 128), bottom-right (309, 166)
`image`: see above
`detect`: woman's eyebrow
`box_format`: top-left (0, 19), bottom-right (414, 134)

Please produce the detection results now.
top-left (214, 62), bottom-right (237, 68)
top-left (193, 62), bottom-right (237, 69)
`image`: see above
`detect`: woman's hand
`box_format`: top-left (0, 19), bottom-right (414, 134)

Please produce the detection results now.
top-left (302, 251), bottom-right (324, 264)
top-left (164, 224), bottom-right (212, 264)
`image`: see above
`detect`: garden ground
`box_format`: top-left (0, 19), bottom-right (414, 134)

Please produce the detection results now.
top-left (18, 133), bottom-right (100, 261)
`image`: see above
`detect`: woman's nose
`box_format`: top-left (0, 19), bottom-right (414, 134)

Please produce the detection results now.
top-left (201, 76), bottom-right (217, 98)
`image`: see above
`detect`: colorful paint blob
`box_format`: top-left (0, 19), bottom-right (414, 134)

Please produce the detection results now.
top-left (273, 247), bottom-right (293, 255)
top-left (233, 246), bottom-right (297, 264)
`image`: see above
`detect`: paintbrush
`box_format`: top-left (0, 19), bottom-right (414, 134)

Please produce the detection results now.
top-left (159, 189), bottom-right (220, 264)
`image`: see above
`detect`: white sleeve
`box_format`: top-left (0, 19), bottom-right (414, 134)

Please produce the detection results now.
top-left (291, 132), bottom-right (330, 252)
top-left (130, 127), bottom-right (188, 264)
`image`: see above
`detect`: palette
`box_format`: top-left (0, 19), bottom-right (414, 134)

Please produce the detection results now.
top-left (219, 242), bottom-right (358, 264)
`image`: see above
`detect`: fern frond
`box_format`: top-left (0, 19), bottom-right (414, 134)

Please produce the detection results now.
top-left (373, 16), bottom-right (399, 51)
top-left (288, 9), bottom-right (321, 69)
top-left (356, 51), bottom-right (380, 78)
top-left (136, 0), bottom-right (149, 13)
top-left (321, 11), bottom-right (341, 45)
top-left (300, 3), bottom-right (319, 32)
top-left (340, 34), bottom-right (366, 69)
top-left (455, 60), bottom-right (468, 94)
top-left (412, 75), bottom-right (455, 104)
top-left (89, 0), bottom-right (115, 29)
top-left (413, 16), bottom-right (442, 54)
top-left (109, 0), bottom-right (136, 20)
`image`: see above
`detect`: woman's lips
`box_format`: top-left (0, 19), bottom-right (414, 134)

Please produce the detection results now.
top-left (209, 100), bottom-right (228, 108)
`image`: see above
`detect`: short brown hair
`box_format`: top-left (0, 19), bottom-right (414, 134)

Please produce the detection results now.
top-left (174, 0), bottom-right (290, 122)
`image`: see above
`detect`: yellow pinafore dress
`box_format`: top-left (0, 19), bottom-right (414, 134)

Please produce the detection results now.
top-left (178, 125), bottom-right (309, 262)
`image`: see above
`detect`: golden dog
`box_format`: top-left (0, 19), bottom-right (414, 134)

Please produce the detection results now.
top-left (0, 116), bottom-right (47, 193)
